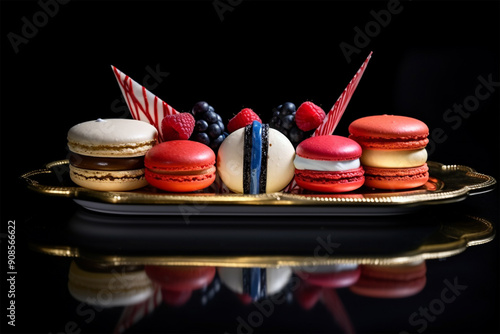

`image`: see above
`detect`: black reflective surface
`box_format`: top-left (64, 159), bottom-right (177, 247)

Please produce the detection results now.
top-left (2, 1), bottom-right (499, 333)
top-left (2, 189), bottom-right (498, 334)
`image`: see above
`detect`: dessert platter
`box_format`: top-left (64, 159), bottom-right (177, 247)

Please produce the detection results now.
top-left (21, 52), bottom-right (496, 216)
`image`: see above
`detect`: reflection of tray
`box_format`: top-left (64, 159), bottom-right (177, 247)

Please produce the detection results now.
top-left (29, 211), bottom-right (495, 267)
top-left (21, 160), bottom-right (496, 216)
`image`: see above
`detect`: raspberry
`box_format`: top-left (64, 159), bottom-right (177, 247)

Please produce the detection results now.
top-left (295, 102), bottom-right (326, 132)
top-left (161, 113), bottom-right (195, 141)
top-left (227, 108), bottom-right (262, 133)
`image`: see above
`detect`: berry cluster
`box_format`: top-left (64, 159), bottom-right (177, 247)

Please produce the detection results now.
top-left (190, 101), bottom-right (227, 152)
top-left (269, 102), bottom-right (310, 147)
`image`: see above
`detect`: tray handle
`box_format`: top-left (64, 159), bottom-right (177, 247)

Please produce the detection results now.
top-left (20, 160), bottom-right (78, 197)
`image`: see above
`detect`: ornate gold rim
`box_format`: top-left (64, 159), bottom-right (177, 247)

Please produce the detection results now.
top-left (29, 215), bottom-right (495, 267)
top-left (20, 160), bottom-right (496, 207)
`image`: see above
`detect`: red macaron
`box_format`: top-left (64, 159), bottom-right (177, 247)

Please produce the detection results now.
top-left (145, 140), bottom-right (216, 192)
top-left (145, 266), bottom-right (216, 306)
top-left (294, 135), bottom-right (365, 193)
top-left (295, 265), bottom-right (361, 310)
top-left (349, 262), bottom-right (427, 298)
top-left (348, 115), bottom-right (430, 190)
top-left (295, 266), bottom-right (361, 288)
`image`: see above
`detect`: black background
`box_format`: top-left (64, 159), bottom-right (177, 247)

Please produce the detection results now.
top-left (1, 0), bottom-right (499, 333)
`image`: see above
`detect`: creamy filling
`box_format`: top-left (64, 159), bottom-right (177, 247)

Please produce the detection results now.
top-left (294, 155), bottom-right (360, 171)
top-left (361, 148), bottom-right (428, 168)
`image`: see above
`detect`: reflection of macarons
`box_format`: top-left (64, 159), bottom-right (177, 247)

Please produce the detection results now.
top-left (294, 135), bottom-right (364, 193)
top-left (145, 140), bottom-right (216, 192)
top-left (349, 115), bottom-right (429, 190)
top-left (67, 260), bottom-right (153, 307)
top-left (349, 262), bottom-right (427, 298)
top-left (218, 267), bottom-right (292, 301)
top-left (217, 121), bottom-right (295, 194)
top-left (294, 264), bottom-right (360, 311)
top-left (145, 266), bottom-right (216, 306)
top-left (67, 118), bottom-right (157, 191)
top-left (295, 264), bottom-right (361, 288)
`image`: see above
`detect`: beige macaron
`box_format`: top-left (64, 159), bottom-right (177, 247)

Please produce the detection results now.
top-left (67, 118), bottom-right (157, 157)
top-left (67, 118), bottom-right (157, 191)
top-left (67, 260), bottom-right (154, 308)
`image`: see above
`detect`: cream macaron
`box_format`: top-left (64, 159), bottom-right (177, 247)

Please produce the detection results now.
top-left (218, 267), bottom-right (292, 301)
top-left (216, 121), bottom-right (295, 194)
top-left (67, 260), bottom-right (154, 307)
top-left (67, 118), bottom-right (157, 191)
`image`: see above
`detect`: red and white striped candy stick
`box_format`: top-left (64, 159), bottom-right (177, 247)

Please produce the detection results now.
top-left (284, 52), bottom-right (373, 193)
top-left (113, 284), bottom-right (162, 334)
top-left (313, 51), bottom-right (373, 137)
top-left (112, 66), bottom-right (179, 142)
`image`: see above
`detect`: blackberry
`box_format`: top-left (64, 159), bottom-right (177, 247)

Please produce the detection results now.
top-left (269, 102), bottom-right (310, 147)
top-left (190, 101), bottom-right (227, 152)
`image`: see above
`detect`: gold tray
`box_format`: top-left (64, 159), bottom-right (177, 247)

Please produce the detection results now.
top-left (21, 160), bottom-right (496, 216)
top-left (30, 214), bottom-right (495, 267)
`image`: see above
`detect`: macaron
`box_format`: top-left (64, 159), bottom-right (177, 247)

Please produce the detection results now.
top-left (145, 266), bottom-right (216, 306)
top-left (349, 115), bottom-right (429, 190)
top-left (217, 121), bottom-right (295, 194)
top-left (294, 135), bottom-right (365, 193)
top-left (295, 264), bottom-right (361, 288)
top-left (349, 261), bottom-right (427, 298)
top-left (145, 140), bottom-right (216, 192)
top-left (294, 264), bottom-right (360, 310)
top-left (67, 118), bottom-right (157, 191)
top-left (67, 260), bottom-right (154, 307)
top-left (218, 267), bottom-right (292, 301)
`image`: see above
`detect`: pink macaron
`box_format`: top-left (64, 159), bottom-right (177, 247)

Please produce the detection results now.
top-left (294, 135), bottom-right (365, 193)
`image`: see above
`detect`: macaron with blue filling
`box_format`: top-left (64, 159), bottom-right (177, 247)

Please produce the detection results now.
top-left (217, 121), bottom-right (295, 194)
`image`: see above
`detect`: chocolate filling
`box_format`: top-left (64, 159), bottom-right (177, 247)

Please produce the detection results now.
top-left (243, 123), bottom-right (269, 194)
top-left (69, 152), bottom-right (145, 171)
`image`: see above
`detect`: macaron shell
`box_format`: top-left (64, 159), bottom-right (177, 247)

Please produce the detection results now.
top-left (295, 167), bottom-right (365, 193)
top-left (349, 262), bottom-right (427, 298)
top-left (363, 164), bottom-right (429, 190)
top-left (349, 115), bottom-right (429, 150)
top-left (68, 119), bottom-right (157, 157)
top-left (296, 267), bottom-right (361, 288)
top-left (145, 167), bottom-right (216, 192)
top-left (144, 266), bottom-right (216, 291)
top-left (69, 165), bottom-right (148, 191)
top-left (145, 140), bottom-right (216, 171)
top-left (296, 135), bottom-right (362, 161)
top-left (348, 115), bottom-right (429, 140)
